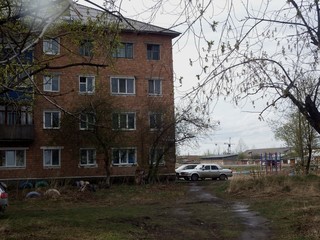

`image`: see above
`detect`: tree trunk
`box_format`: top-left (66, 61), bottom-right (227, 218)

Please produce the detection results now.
top-left (305, 144), bottom-right (312, 175)
top-left (287, 94), bottom-right (320, 135)
top-left (298, 112), bottom-right (305, 172)
top-left (104, 150), bottom-right (111, 188)
top-left (304, 95), bottom-right (320, 134)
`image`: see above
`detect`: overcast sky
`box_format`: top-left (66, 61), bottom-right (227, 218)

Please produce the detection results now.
top-left (77, 0), bottom-right (286, 155)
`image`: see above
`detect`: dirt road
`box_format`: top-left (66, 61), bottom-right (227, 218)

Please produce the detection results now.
top-left (184, 182), bottom-right (273, 240)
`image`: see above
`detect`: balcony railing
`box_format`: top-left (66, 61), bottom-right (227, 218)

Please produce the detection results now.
top-left (0, 125), bottom-right (34, 141)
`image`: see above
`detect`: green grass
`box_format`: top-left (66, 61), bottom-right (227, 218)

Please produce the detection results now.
top-left (2, 175), bottom-right (319, 240)
top-left (0, 183), bottom-right (242, 240)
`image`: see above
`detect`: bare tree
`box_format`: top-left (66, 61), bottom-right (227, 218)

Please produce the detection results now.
top-left (135, 98), bottom-right (217, 183)
top-left (187, 0), bottom-right (320, 135)
top-left (116, 0), bottom-right (320, 136)
top-left (0, 0), bottom-right (122, 97)
top-left (50, 93), bottom-right (119, 187)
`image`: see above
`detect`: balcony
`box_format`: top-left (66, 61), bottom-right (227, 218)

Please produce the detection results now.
top-left (0, 125), bottom-right (34, 141)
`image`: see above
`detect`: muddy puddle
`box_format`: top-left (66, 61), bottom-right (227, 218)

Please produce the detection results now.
top-left (232, 202), bottom-right (272, 240)
top-left (188, 183), bottom-right (272, 240)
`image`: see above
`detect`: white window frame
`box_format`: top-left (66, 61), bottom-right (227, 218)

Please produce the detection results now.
top-left (112, 112), bottom-right (136, 130)
top-left (43, 111), bottom-right (60, 129)
top-left (79, 148), bottom-right (97, 167)
top-left (0, 148), bottom-right (26, 168)
top-left (79, 113), bottom-right (95, 130)
top-left (149, 112), bottom-right (163, 130)
top-left (112, 148), bottom-right (137, 165)
top-left (41, 146), bottom-right (63, 168)
top-left (79, 76), bottom-right (95, 94)
top-left (43, 74), bottom-right (60, 92)
top-left (113, 42), bottom-right (133, 58)
top-left (43, 38), bottom-right (60, 55)
top-left (148, 79), bottom-right (162, 95)
top-left (110, 77), bottom-right (135, 95)
top-left (149, 148), bottom-right (165, 165)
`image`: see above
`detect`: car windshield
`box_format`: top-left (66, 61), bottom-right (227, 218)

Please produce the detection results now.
top-left (176, 164), bottom-right (196, 171)
top-left (185, 165), bottom-right (196, 169)
top-left (195, 165), bottom-right (203, 169)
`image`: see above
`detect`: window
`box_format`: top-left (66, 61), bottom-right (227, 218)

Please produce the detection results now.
top-left (112, 148), bottom-right (136, 165)
top-left (79, 76), bottom-right (95, 93)
top-left (149, 148), bottom-right (164, 165)
top-left (79, 40), bottom-right (93, 56)
top-left (7, 110), bottom-right (17, 125)
top-left (112, 112), bottom-right (135, 130)
top-left (80, 113), bottom-right (95, 130)
top-left (0, 106), bottom-right (33, 125)
top-left (43, 111), bottom-right (60, 129)
top-left (111, 77), bottom-right (135, 95)
top-left (148, 79), bottom-right (162, 95)
top-left (113, 42), bottom-right (133, 58)
top-left (43, 75), bottom-right (60, 92)
top-left (147, 44), bottom-right (160, 60)
top-left (149, 113), bottom-right (162, 130)
top-left (43, 38), bottom-right (60, 55)
top-left (2, 48), bottom-right (33, 64)
top-left (0, 108), bottom-right (4, 125)
top-left (80, 149), bottom-right (96, 166)
top-left (42, 147), bottom-right (61, 167)
top-left (211, 165), bottom-right (219, 170)
top-left (0, 149), bottom-right (25, 168)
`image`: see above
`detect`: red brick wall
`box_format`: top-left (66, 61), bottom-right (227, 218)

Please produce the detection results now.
top-left (0, 31), bottom-right (176, 180)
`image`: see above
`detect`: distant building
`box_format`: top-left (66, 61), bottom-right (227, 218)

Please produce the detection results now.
top-left (176, 155), bottom-right (202, 165)
top-left (200, 154), bottom-right (238, 165)
top-left (177, 147), bottom-right (293, 166)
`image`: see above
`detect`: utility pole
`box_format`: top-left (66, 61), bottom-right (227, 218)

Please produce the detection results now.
top-left (224, 137), bottom-right (234, 154)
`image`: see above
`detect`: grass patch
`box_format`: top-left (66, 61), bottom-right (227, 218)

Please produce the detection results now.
top-left (3, 176), bottom-right (318, 240)
top-left (1, 182), bottom-right (241, 240)
top-left (207, 174), bottom-right (320, 240)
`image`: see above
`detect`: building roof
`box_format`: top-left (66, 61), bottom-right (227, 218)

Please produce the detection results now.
top-left (201, 154), bottom-right (238, 160)
top-left (67, 3), bottom-right (180, 38)
top-left (244, 147), bottom-right (291, 156)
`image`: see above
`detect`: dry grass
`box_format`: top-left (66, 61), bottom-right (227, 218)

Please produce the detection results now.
top-left (225, 174), bottom-right (320, 240)
top-left (231, 174), bottom-right (319, 194)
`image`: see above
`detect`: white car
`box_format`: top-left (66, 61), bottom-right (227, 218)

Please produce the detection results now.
top-left (175, 164), bottom-right (198, 180)
top-left (179, 164), bottom-right (233, 181)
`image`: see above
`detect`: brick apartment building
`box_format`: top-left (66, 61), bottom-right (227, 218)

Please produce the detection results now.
top-left (0, 4), bottom-right (179, 182)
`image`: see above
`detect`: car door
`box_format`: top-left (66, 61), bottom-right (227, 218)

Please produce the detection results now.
top-left (200, 165), bottom-right (211, 178)
top-left (211, 165), bottom-right (220, 178)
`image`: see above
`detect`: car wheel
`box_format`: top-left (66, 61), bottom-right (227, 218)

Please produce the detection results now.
top-left (219, 175), bottom-right (228, 181)
top-left (191, 174), bottom-right (199, 181)
top-left (184, 177), bottom-right (189, 181)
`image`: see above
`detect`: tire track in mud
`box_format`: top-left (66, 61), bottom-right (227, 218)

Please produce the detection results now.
top-left (187, 182), bottom-right (272, 240)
